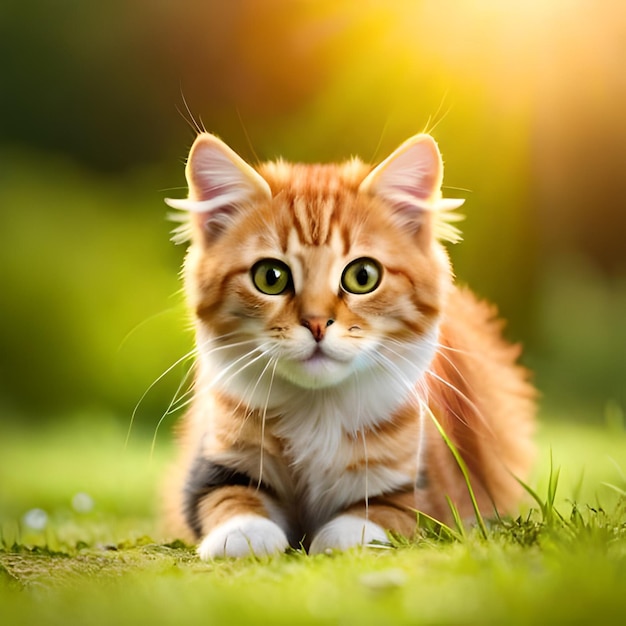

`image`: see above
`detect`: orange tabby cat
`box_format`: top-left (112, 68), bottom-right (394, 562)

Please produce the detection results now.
top-left (163, 132), bottom-right (535, 558)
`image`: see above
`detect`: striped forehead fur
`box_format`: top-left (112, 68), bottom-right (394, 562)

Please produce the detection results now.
top-left (259, 158), bottom-right (369, 194)
top-left (259, 159), bottom-right (370, 247)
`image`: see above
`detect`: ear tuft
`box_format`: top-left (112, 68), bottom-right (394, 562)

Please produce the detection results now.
top-left (165, 133), bottom-right (271, 242)
top-left (360, 134), bottom-right (465, 243)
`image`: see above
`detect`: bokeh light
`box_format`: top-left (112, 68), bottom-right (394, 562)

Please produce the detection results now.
top-left (1, 0), bottom-right (625, 424)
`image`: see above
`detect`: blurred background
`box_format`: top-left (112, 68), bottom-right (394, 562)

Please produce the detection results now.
top-left (1, 0), bottom-right (625, 433)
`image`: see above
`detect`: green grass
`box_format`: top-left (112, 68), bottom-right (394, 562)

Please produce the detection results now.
top-left (1, 414), bottom-right (626, 625)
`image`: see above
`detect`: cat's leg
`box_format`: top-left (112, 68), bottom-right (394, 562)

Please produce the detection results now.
top-left (184, 459), bottom-right (290, 559)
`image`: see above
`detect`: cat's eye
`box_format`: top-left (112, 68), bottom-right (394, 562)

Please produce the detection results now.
top-left (251, 259), bottom-right (292, 296)
top-left (341, 258), bottom-right (383, 295)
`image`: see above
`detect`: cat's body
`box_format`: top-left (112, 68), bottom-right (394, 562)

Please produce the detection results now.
top-left (163, 133), bottom-right (535, 558)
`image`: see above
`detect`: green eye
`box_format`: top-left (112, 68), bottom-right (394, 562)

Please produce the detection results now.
top-left (341, 258), bottom-right (382, 294)
top-left (251, 259), bottom-right (292, 295)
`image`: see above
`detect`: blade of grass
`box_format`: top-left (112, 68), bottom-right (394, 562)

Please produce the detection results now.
top-left (515, 449), bottom-right (562, 526)
top-left (424, 407), bottom-right (488, 539)
top-left (445, 496), bottom-right (468, 541)
top-left (602, 483), bottom-right (626, 497)
top-left (411, 509), bottom-right (464, 543)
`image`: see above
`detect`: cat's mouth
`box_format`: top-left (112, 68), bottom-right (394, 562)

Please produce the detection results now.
top-left (303, 346), bottom-right (327, 364)
top-left (302, 344), bottom-right (350, 367)
top-left (276, 344), bottom-right (353, 389)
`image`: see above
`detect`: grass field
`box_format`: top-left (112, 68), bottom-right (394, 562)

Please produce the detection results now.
top-left (1, 412), bottom-right (625, 625)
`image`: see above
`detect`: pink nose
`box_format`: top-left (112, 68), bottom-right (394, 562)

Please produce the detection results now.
top-left (301, 317), bottom-right (335, 342)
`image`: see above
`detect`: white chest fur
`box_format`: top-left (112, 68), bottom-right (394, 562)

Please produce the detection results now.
top-left (268, 357), bottom-right (428, 526)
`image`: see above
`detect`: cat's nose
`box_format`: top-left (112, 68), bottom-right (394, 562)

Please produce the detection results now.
top-left (301, 317), bottom-right (334, 342)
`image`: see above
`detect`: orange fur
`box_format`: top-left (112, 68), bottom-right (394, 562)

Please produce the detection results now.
top-left (162, 133), bottom-right (535, 557)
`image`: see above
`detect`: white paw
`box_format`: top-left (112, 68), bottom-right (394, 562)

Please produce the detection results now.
top-left (309, 514), bottom-right (389, 554)
top-left (198, 514), bottom-right (290, 560)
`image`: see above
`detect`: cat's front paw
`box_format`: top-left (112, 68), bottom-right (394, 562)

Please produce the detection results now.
top-left (198, 514), bottom-right (290, 559)
top-left (309, 514), bottom-right (389, 554)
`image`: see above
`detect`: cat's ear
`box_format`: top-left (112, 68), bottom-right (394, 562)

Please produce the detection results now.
top-left (359, 134), bottom-right (464, 242)
top-left (165, 133), bottom-right (271, 242)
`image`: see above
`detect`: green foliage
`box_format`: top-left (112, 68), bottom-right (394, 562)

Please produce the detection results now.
top-left (0, 151), bottom-right (191, 421)
top-left (533, 258), bottom-right (626, 413)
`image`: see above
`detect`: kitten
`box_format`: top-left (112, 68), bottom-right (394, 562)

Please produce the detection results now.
top-left (163, 132), bottom-right (535, 558)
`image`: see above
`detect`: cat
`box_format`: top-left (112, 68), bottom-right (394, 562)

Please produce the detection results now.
top-left (163, 132), bottom-right (535, 559)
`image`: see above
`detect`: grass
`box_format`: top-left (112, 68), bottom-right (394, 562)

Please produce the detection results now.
top-left (1, 413), bottom-right (626, 625)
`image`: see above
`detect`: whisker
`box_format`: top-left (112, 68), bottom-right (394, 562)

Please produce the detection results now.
top-left (167, 378), bottom-right (197, 413)
top-left (430, 345), bottom-right (508, 433)
top-left (209, 343), bottom-right (272, 390)
top-left (364, 349), bottom-right (435, 494)
top-left (258, 358), bottom-right (278, 489)
top-left (178, 87), bottom-right (203, 135)
top-left (150, 360), bottom-right (196, 458)
top-left (423, 370), bottom-right (474, 427)
top-left (132, 333), bottom-right (263, 449)
top-left (117, 307), bottom-right (183, 354)
top-left (166, 368), bottom-right (196, 417)
top-left (366, 350), bottom-right (425, 415)
top-left (236, 107), bottom-right (261, 165)
top-left (126, 342), bottom-right (203, 447)
top-left (383, 336), bottom-right (472, 391)
top-left (424, 366), bottom-right (493, 435)
top-left (380, 338), bottom-right (489, 432)
top-left (202, 336), bottom-right (261, 355)
top-left (228, 378), bottom-right (257, 424)
top-left (233, 349), bottom-right (274, 426)
top-left (351, 368), bottom-right (371, 522)
top-left (360, 425), bottom-right (370, 522)
top-left (208, 345), bottom-right (278, 451)
top-left (422, 90), bottom-right (452, 136)
top-left (435, 341), bottom-right (492, 363)
top-left (167, 393), bottom-right (196, 417)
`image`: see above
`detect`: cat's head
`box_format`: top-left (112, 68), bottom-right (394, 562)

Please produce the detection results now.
top-left (166, 134), bottom-right (464, 392)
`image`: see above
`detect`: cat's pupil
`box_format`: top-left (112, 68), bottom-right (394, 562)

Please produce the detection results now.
top-left (356, 267), bottom-right (369, 286)
top-left (266, 269), bottom-right (280, 286)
